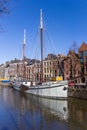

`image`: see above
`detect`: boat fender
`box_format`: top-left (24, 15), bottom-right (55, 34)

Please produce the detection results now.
top-left (25, 81), bottom-right (27, 84)
top-left (68, 81), bottom-right (75, 87)
top-left (63, 86), bottom-right (67, 90)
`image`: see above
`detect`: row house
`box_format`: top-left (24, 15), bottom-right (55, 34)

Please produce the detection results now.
top-left (25, 53), bottom-right (64, 82)
top-left (5, 66), bottom-right (9, 79)
top-left (43, 54), bottom-right (57, 81)
top-left (34, 63), bottom-right (41, 81)
top-left (64, 50), bottom-right (81, 83)
top-left (26, 62), bottom-right (41, 82)
top-left (8, 62), bottom-right (18, 80)
top-left (56, 54), bottom-right (66, 79)
top-left (43, 59), bottom-right (53, 81)
top-left (1, 42), bottom-right (87, 83)
top-left (43, 54), bottom-right (66, 81)
top-left (0, 64), bottom-right (10, 79)
top-left (17, 61), bottom-right (27, 79)
top-left (78, 42), bottom-right (87, 82)
top-left (26, 64), bottom-right (34, 81)
top-left (0, 64), bottom-right (5, 78)
top-left (0, 53), bottom-right (81, 83)
top-left (2, 54), bottom-right (67, 82)
top-left (26, 55), bottom-right (65, 82)
top-left (52, 55), bottom-right (65, 79)
top-left (8, 61), bottom-right (28, 80)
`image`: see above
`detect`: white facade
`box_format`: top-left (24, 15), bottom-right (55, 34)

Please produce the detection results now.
top-left (5, 67), bottom-right (9, 79)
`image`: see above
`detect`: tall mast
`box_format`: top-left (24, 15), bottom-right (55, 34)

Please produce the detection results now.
top-left (23, 29), bottom-right (26, 60)
top-left (40, 9), bottom-right (44, 82)
top-left (23, 29), bottom-right (26, 79)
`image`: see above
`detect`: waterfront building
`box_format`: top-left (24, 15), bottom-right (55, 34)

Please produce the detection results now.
top-left (8, 60), bottom-right (28, 81)
top-left (8, 62), bottom-right (19, 80)
top-left (26, 53), bottom-right (66, 82)
top-left (43, 54), bottom-right (57, 81)
top-left (5, 65), bottom-right (10, 79)
top-left (26, 64), bottom-right (35, 81)
top-left (26, 61), bottom-right (41, 81)
top-left (79, 42), bottom-right (87, 82)
top-left (0, 64), bottom-right (5, 78)
top-left (2, 42), bottom-right (87, 83)
top-left (43, 54), bottom-right (66, 81)
top-left (64, 50), bottom-right (81, 83)
top-left (43, 59), bottom-right (53, 81)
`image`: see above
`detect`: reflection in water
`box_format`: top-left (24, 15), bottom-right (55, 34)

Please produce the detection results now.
top-left (0, 86), bottom-right (87, 130)
top-left (68, 98), bottom-right (87, 130)
top-left (27, 95), bottom-right (68, 121)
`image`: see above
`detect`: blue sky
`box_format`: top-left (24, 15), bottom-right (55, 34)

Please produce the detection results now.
top-left (0, 0), bottom-right (87, 64)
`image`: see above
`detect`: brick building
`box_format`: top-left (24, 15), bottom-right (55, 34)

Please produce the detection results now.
top-left (26, 62), bottom-right (41, 82)
top-left (64, 50), bottom-right (81, 83)
top-left (1, 42), bottom-right (87, 83)
top-left (78, 42), bottom-right (87, 82)
top-left (8, 61), bottom-right (27, 80)
top-left (43, 54), bottom-right (66, 81)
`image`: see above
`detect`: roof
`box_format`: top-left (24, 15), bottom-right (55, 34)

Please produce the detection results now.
top-left (67, 50), bottom-right (79, 59)
top-left (79, 42), bottom-right (87, 52)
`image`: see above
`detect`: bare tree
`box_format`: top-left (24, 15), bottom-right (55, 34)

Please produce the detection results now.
top-left (0, 0), bottom-right (10, 15)
top-left (67, 42), bottom-right (81, 81)
top-left (70, 41), bottom-right (79, 53)
top-left (0, 0), bottom-right (13, 31)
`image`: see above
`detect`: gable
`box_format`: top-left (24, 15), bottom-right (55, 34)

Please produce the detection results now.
top-left (79, 42), bottom-right (87, 51)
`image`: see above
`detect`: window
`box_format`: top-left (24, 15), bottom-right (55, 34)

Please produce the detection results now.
top-left (44, 75), bottom-right (46, 80)
top-left (54, 70), bottom-right (57, 76)
top-left (86, 58), bottom-right (87, 62)
top-left (80, 51), bottom-right (84, 58)
top-left (44, 62), bottom-right (46, 66)
top-left (44, 68), bottom-right (46, 73)
top-left (55, 70), bottom-right (57, 73)
top-left (84, 50), bottom-right (87, 56)
top-left (47, 62), bottom-right (49, 66)
top-left (80, 58), bottom-right (84, 65)
top-left (47, 68), bottom-right (49, 73)
top-left (86, 58), bottom-right (87, 72)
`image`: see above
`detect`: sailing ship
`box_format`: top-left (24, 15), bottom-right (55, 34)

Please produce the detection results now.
top-left (12, 9), bottom-right (68, 99)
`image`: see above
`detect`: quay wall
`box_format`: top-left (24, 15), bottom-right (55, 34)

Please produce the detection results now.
top-left (68, 85), bottom-right (87, 99)
top-left (0, 82), bottom-right (10, 87)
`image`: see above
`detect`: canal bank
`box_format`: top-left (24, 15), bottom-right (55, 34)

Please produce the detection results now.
top-left (0, 82), bottom-right (10, 87)
top-left (68, 84), bottom-right (87, 99)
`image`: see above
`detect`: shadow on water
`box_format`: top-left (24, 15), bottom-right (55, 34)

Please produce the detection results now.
top-left (0, 86), bottom-right (87, 130)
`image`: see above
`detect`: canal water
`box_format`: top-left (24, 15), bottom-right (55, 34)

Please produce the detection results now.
top-left (0, 86), bottom-right (87, 130)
